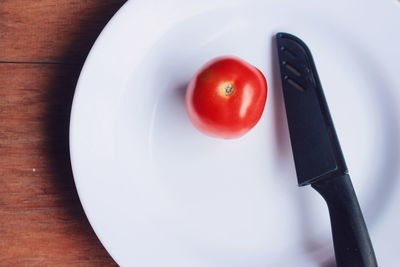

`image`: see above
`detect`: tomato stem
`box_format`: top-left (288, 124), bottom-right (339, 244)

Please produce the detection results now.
top-left (224, 82), bottom-right (235, 97)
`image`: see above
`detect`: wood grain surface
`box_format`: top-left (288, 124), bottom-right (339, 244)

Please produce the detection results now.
top-left (0, 0), bottom-right (127, 265)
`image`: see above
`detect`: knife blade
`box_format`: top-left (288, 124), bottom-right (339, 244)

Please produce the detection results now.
top-left (276, 32), bottom-right (378, 267)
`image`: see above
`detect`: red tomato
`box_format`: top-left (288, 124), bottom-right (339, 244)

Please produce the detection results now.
top-left (185, 56), bottom-right (268, 139)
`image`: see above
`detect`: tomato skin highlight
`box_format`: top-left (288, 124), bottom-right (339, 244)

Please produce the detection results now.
top-left (186, 56), bottom-right (268, 139)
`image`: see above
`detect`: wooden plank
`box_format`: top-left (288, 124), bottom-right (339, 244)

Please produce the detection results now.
top-left (0, 0), bottom-right (126, 63)
top-left (0, 63), bottom-right (117, 266)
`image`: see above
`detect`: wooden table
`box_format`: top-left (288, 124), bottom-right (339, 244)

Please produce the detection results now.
top-left (0, 1), bottom-right (127, 265)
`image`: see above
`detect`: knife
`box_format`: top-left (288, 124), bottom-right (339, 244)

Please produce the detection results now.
top-left (276, 32), bottom-right (378, 267)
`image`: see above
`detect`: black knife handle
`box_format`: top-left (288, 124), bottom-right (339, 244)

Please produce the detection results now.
top-left (312, 175), bottom-right (378, 267)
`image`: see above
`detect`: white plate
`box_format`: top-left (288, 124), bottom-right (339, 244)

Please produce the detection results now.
top-left (70, 0), bottom-right (400, 266)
